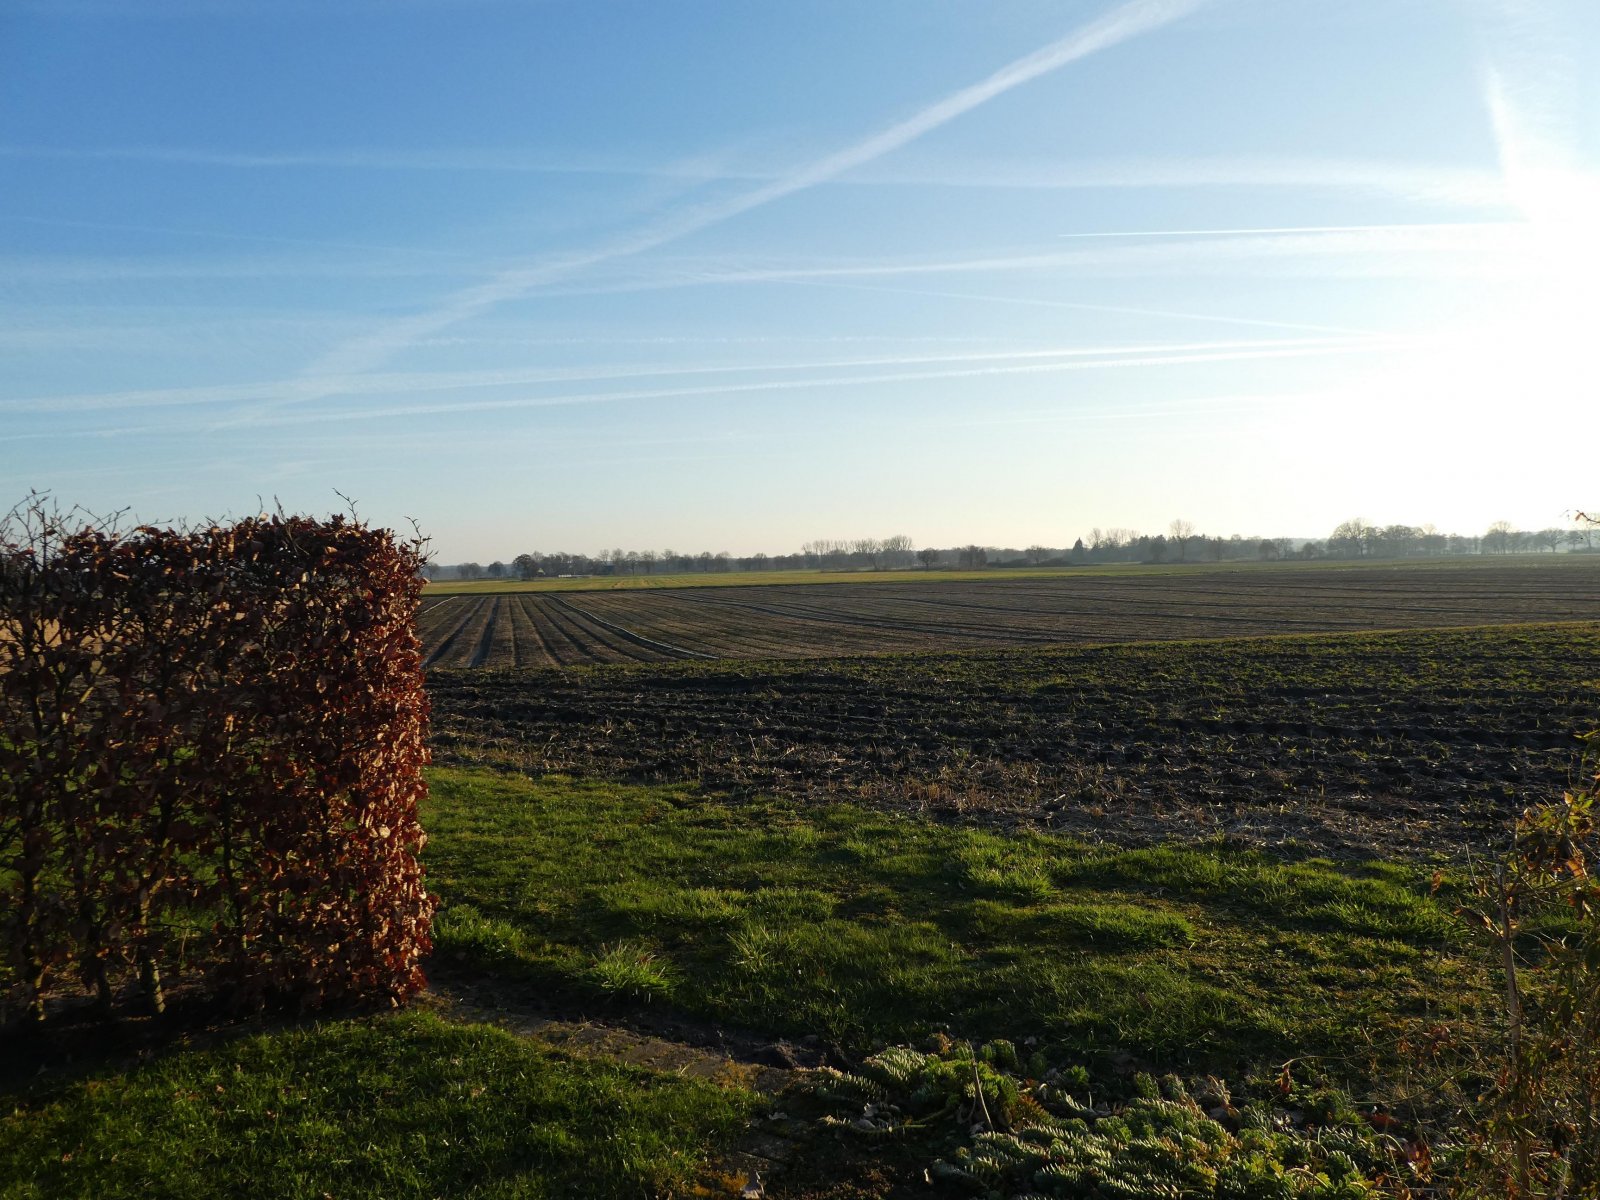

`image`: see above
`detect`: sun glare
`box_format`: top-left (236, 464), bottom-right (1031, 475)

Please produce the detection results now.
top-left (1475, 167), bottom-right (1600, 402)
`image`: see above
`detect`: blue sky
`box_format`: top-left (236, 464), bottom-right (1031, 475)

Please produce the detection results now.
top-left (3, 0), bottom-right (1596, 560)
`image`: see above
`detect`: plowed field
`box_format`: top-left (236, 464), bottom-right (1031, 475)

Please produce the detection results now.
top-left (429, 622), bottom-right (1600, 859)
top-left (419, 559), bottom-right (1600, 669)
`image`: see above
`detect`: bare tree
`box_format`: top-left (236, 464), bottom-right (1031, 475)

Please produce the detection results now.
top-left (1484, 521), bottom-right (1513, 555)
top-left (1328, 518), bottom-right (1374, 558)
top-left (917, 547), bottom-right (940, 570)
top-left (851, 538), bottom-right (883, 570)
top-left (1025, 545), bottom-right (1050, 566)
top-left (1169, 518), bottom-right (1195, 562)
top-left (804, 539), bottom-right (851, 569)
top-left (881, 534), bottom-right (914, 569)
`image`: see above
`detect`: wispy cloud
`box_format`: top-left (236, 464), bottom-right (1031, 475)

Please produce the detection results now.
top-left (518, 222), bottom-right (1531, 298)
top-left (926, 389), bottom-right (1315, 432)
top-left (0, 255), bottom-right (476, 283)
top-left (247, 0), bottom-right (1213, 416)
top-left (5, 336), bottom-right (1371, 415)
top-left (1051, 222), bottom-right (1486, 240)
top-left (0, 213), bottom-right (481, 260)
top-left (13, 0), bottom-right (527, 18)
top-left (853, 156), bottom-right (1510, 208)
top-left (1, 143), bottom-right (1510, 209)
top-left (775, 280), bottom-right (1384, 337)
top-left (0, 143), bottom-right (663, 175)
top-left (250, 339), bottom-right (1413, 429)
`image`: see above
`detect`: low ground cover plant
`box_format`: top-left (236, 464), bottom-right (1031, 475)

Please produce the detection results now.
top-left (804, 1039), bottom-right (1406, 1197)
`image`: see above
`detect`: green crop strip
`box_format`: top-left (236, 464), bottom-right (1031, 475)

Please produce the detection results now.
top-left (424, 554), bottom-right (1600, 597)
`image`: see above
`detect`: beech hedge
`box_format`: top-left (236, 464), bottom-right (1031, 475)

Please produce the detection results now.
top-left (0, 500), bottom-right (435, 1023)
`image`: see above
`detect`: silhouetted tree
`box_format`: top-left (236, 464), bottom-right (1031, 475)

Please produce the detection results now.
top-left (1328, 518), bottom-right (1374, 558)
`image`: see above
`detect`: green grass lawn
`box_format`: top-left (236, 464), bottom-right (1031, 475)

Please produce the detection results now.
top-left (0, 1011), bottom-right (754, 1200)
top-left (1, 766), bottom-right (1487, 1197)
top-left (425, 768), bottom-right (1476, 1078)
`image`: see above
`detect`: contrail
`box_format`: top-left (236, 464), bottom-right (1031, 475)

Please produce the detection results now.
top-left (30, 339), bottom-right (1403, 441)
top-left (250, 339), bottom-right (1411, 428)
top-left (858, 156), bottom-right (1507, 207)
top-left (8, 335), bottom-right (1357, 415)
top-left (488, 223), bottom-right (1511, 303)
top-left (776, 279), bottom-right (1389, 337)
top-left (1, 143), bottom-right (1509, 208)
top-left (1, 212), bottom-right (480, 259)
top-left (247, 0), bottom-right (1213, 418)
top-left (1054, 222), bottom-right (1492, 240)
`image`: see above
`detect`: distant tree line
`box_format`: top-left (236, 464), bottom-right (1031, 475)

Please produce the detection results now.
top-left (426, 536), bottom-right (919, 580)
top-left (424, 518), bottom-right (1594, 580)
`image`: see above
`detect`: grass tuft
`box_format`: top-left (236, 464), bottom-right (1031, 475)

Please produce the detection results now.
top-left (588, 941), bottom-right (678, 1001)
